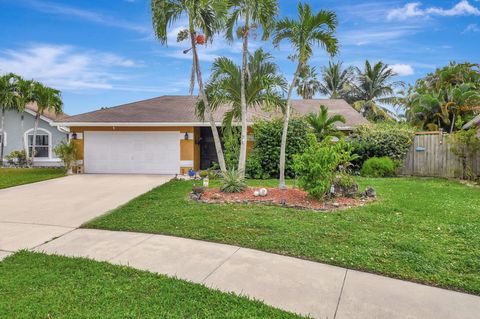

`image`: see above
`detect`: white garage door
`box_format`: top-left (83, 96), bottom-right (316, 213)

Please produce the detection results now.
top-left (84, 131), bottom-right (180, 174)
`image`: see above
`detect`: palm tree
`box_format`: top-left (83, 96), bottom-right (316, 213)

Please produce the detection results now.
top-left (151, 0), bottom-right (228, 172)
top-left (352, 60), bottom-right (400, 122)
top-left (29, 82), bottom-right (63, 166)
top-left (295, 64), bottom-right (321, 99)
top-left (319, 61), bottom-right (355, 101)
top-left (0, 73), bottom-right (19, 165)
top-left (273, 3), bottom-right (338, 189)
top-left (226, 0), bottom-right (278, 177)
top-left (16, 78), bottom-right (36, 155)
top-left (198, 49), bottom-right (286, 132)
top-left (306, 104), bottom-right (345, 141)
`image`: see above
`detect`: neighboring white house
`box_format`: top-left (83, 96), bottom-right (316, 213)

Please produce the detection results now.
top-left (1, 103), bottom-right (69, 166)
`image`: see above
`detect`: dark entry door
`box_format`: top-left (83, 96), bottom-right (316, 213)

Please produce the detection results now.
top-left (199, 127), bottom-right (220, 170)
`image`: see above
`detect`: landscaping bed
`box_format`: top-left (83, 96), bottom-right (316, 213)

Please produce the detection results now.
top-left (199, 187), bottom-right (368, 211)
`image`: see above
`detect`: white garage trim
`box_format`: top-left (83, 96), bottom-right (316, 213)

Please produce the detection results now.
top-left (84, 131), bottom-right (180, 174)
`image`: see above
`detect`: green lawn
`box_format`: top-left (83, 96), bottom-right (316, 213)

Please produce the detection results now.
top-left (0, 251), bottom-right (303, 318)
top-left (0, 168), bottom-right (66, 189)
top-left (85, 177), bottom-right (480, 295)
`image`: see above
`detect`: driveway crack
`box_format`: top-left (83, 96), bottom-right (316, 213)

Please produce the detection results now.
top-left (334, 269), bottom-right (348, 319)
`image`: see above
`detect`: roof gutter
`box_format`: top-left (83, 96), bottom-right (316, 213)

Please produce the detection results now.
top-left (52, 122), bottom-right (247, 127)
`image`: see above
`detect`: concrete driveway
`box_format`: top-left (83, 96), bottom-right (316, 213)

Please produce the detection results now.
top-left (0, 174), bottom-right (171, 253)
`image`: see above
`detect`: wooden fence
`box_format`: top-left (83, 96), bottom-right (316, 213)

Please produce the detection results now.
top-left (401, 132), bottom-right (480, 178)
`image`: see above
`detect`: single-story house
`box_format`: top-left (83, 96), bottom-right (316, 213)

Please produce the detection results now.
top-left (1, 103), bottom-right (69, 166)
top-left (53, 96), bottom-right (368, 175)
top-left (463, 114), bottom-right (480, 137)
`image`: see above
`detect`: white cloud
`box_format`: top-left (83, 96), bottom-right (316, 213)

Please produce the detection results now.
top-left (0, 44), bottom-right (142, 91)
top-left (341, 26), bottom-right (418, 46)
top-left (463, 23), bottom-right (480, 32)
top-left (387, 1), bottom-right (480, 21)
top-left (20, 0), bottom-right (148, 33)
top-left (389, 64), bottom-right (414, 76)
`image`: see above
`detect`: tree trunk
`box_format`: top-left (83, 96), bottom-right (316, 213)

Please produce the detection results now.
top-left (0, 108), bottom-right (5, 166)
top-left (21, 113), bottom-right (26, 155)
top-left (189, 28), bottom-right (227, 173)
top-left (237, 17), bottom-right (250, 177)
top-left (279, 62), bottom-right (303, 189)
top-left (30, 113), bottom-right (40, 167)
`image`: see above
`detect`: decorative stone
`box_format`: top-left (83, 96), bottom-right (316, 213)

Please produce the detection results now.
top-left (253, 190), bottom-right (260, 197)
top-left (364, 186), bottom-right (376, 198)
top-left (259, 188), bottom-right (268, 197)
top-left (333, 202), bottom-right (340, 207)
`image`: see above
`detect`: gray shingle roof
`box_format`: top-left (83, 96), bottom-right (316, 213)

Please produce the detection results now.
top-left (58, 95), bottom-right (368, 129)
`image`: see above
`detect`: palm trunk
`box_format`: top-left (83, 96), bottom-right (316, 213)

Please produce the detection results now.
top-left (450, 113), bottom-right (455, 133)
top-left (237, 17), bottom-right (250, 177)
top-left (189, 28), bottom-right (226, 173)
top-left (31, 113), bottom-right (40, 167)
top-left (0, 108), bottom-right (5, 166)
top-left (279, 62), bottom-right (303, 189)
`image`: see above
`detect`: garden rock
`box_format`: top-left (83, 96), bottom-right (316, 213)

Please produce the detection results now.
top-left (332, 177), bottom-right (359, 198)
top-left (259, 188), bottom-right (268, 197)
top-left (364, 186), bottom-right (376, 198)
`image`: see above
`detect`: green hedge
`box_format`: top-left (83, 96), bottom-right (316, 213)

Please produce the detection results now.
top-left (349, 123), bottom-right (415, 168)
top-left (246, 118), bottom-right (310, 179)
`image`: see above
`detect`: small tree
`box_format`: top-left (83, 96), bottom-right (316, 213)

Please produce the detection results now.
top-left (293, 135), bottom-right (354, 199)
top-left (305, 104), bottom-right (345, 141)
top-left (54, 140), bottom-right (77, 174)
top-left (449, 129), bottom-right (480, 180)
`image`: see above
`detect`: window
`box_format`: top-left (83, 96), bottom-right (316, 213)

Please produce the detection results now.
top-left (27, 131), bottom-right (50, 158)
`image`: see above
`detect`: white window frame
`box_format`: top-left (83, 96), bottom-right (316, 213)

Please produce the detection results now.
top-left (24, 128), bottom-right (52, 159)
top-left (0, 131), bottom-right (6, 147)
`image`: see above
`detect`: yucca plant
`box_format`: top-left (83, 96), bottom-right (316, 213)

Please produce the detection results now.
top-left (220, 169), bottom-right (247, 193)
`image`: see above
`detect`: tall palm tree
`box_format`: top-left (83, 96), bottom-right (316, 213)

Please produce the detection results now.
top-left (273, 2), bottom-right (338, 189)
top-left (352, 60), bottom-right (400, 122)
top-left (306, 104), bottom-right (345, 141)
top-left (29, 82), bottom-right (63, 166)
top-left (198, 49), bottom-right (286, 132)
top-left (226, 0), bottom-right (278, 177)
top-left (151, 0), bottom-right (228, 172)
top-left (319, 61), bottom-right (355, 101)
top-left (295, 64), bottom-right (321, 99)
top-left (16, 78), bottom-right (36, 155)
top-left (0, 73), bottom-right (19, 165)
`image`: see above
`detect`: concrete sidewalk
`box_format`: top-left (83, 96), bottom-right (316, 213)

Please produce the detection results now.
top-left (34, 228), bottom-right (480, 319)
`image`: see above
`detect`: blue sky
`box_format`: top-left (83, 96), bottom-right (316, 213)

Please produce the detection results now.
top-left (0, 0), bottom-right (479, 115)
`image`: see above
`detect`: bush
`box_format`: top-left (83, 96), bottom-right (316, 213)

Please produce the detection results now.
top-left (449, 129), bottom-right (480, 180)
top-left (220, 169), bottom-right (247, 193)
top-left (198, 170), bottom-right (209, 179)
top-left (293, 135), bottom-right (356, 200)
top-left (246, 118), bottom-right (310, 179)
top-left (361, 157), bottom-right (396, 177)
top-left (54, 140), bottom-right (77, 171)
top-left (349, 123), bottom-right (415, 168)
top-left (5, 150), bottom-right (28, 167)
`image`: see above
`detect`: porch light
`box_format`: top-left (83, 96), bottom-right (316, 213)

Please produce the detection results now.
top-left (72, 133), bottom-right (78, 140)
top-left (184, 132), bottom-right (189, 140)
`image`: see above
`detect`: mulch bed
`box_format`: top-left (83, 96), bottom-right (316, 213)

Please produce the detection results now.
top-left (198, 187), bottom-right (371, 211)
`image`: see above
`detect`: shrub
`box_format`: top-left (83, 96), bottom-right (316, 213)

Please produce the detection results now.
top-left (349, 123), bottom-right (415, 168)
top-left (361, 157), bottom-right (396, 177)
top-left (223, 127), bottom-right (241, 170)
top-left (448, 129), bottom-right (480, 180)
top-left (5, 150), bottom-right (28, 167)
top-left (198, 170), bottom-right (209, 179)
top-left (220, 169), bottom-right (247, 193)
top-left (293, 135), bottom-right (356, 200)
top-left (54, 140), bottom-right (77, 172)
top-left (246, 118), bottom-right (310, 179)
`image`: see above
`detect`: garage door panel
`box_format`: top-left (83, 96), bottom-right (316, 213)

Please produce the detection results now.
top-left (84, 131), bottom-right (180, 174)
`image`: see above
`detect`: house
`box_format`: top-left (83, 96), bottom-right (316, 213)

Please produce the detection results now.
top-left (53, 96), bottom-right (368, 175)
top-left (463, 114), bottom-right (480, 137)
top-left (1, 103), bottom-right (69, 166)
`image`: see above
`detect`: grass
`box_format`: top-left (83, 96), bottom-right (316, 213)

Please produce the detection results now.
top-left (0, 167), bottom-right (66, 189)
top-left (0, 251), bottom-right (304, 318)
top-left (85, 177), bottom-right (480, 295)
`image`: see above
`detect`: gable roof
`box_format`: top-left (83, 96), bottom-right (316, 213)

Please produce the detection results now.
top-left (463, 115), bottom-right (480, 129)
top-left (55, 95), bottom-right (368, 129)
top-left (25, 102), bottom-right (68, 122)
